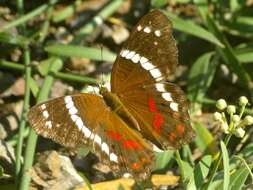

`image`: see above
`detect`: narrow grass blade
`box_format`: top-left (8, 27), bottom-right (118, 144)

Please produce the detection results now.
top-left (220, 141), bottom-right (230, 190)
top-left (163, 11), bottom-right (224, 47)
top-left (19, 58), bottom-right (63, 190)
top-left (0, 0), bottom-right (58, 32)
top-left (235, 44), bottom-right (253, 64)
top-left (193, 122), bottom-right (217, 155)
top-left (194, 155), bottom-right (212, 187)
top-left (77, 0), bottom-right (124, 36)
top-left (0, 59), bottom-right (98, 84)
top-left (229, 165), bottom-right (252, 190)
top-left (0, 32), bottom-right (29, 47)
top-left (52, 0), bottom-right (81, 23)
top-left (45, 45), bottom-right (116, 62)
top-left (206, 15), bottom-right (253, 95)
top-left (187, 52), bottom-right (216, 103)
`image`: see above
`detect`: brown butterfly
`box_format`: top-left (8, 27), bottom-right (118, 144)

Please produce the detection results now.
top-left (28, 10), bottom-right (194, 181)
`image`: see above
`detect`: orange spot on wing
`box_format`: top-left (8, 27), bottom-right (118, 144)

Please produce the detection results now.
top-left (176, 124), bottom-right (185, 136)
top-left (153, 113), bottom-right (164, 133)
top-left (131, 162), bottom-right (141, 170)
top-left (107, 131), bottom-right (121, 141)
top-left (123, 140), bottom-right (142, 150)
top-left (141, 157), bottom-right (151, 163)
top-left (168, 132), bottom-right (176, 142)
top-left (149, 97), bottom-right (156, 113)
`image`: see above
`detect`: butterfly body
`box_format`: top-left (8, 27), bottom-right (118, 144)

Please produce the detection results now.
top-left (28, 10), bottom-right (194, 181)
top-left (99, 86), bottom-right (141, 132)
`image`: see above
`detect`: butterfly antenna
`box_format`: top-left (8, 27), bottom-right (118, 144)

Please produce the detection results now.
top-left (100, 45), bottom-right (105, 87)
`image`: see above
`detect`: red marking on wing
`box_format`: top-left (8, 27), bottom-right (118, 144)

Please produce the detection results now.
top-left (107, 131), bottom-right (121, 141)
top-left (176, 124), bottom-right (185, 136)
top-left (148, 97), bottom-right (156, 113)
top-left (131, 162), bottom-right (141, 170)
top-left (123, 140), bottom-right (142, 150)
top-left (168, 132), bottom-right (176, 142)
top-left (153, 113), bottom-right (164, 133)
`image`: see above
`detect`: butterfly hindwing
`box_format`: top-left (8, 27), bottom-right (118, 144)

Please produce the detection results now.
top-left (28, 94), bottom-right (155, 180)
top-left (119, 82), bottom-right (194, 149)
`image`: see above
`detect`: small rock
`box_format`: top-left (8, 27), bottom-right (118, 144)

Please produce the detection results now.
top-left (0, 140), bottom-right (15, 174)
top-left (30, 151), bottom-right (84, 190)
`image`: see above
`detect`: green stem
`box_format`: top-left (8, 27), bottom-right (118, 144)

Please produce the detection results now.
top-left (38, 0), bottom-right (55, 42)
top-left (19, 59), bottom-right (63, 190)
top-left (15, 46), bottom-right (31, 189)
top-left (175, 150), bottom-right (185, 182)
top-left (204, 134), bottom-right (232, 189)
top-left (0, 59), bottom-right (98, 84)
top-left (73, 0), bottom-right (124, 43)
top-left (52, 0), bottom-right (81, 23)
top-left (0, 0), bottom-right (58, 32)
top-left (15, 0), bottom-right (31, 188)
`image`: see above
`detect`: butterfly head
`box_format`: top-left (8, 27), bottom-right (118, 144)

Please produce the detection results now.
top-left (99, 86), bottom-right (109, 97)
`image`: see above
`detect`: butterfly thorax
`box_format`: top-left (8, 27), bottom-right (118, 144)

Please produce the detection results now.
top-left (99, 87), bottom-right (140, 130)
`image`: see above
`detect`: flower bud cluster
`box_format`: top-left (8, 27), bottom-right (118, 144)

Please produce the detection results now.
top-left (213, 96), bottom-right (253, 138)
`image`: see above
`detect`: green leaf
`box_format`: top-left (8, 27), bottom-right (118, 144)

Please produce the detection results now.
top-left (181, 160), bottom-right (194, 181)
top-left (37, 57), bottom-right (62, 76)
top-left (229, 166), bottom-right (251, 190)
top-left (0, 165), bottom-right (3, 177)
top-left (0, 32), bottom-right (29, 47)
top-left (45, 45), bottom-right (116, 62)
top-left (205, 15), bottom-right (253, 92)
top-left (151, 0), bottom-right (168, 8)
top-left (155, 150), bottom-right (174, 171)
top-left (194, 155), bottom-right (212, 187)
top-left (187, 155), bottom-right (212, 190)
top-left (163, 11), bottom-right (224, 47)
top-left (222, 16), bottom-right (253, 38)
top-left (187, 52), bottom-right (216, 103)
top-left (193, 0), bottom-right (209, 23)
top-left (29, 77), bottom-right (39, 97)
top-left (193, 122), bottom-right (216, 155)
top-left (235, 44), bottom-right (253, 64)
top-left (0, 0), bottom-right (58, 32)
top-left (220, 141), bottom-right (230, 190)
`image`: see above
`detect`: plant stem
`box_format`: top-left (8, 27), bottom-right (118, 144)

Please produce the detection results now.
top-left (204, 134), bottom-right (232, 189)
top-left (175, 150), bottom-right (185, 181)
top-left (0, 0), bottom-right (58, 32)
top-left (19, 59), bottom-right (63, 190)
top-left (15, 0), bottom-right (31, 188)
top-left (0, 59), bottom-right (98, 84)
top-left (73, 0), bottom-right (124, 43)
top-left (38, 0), bottom-right (55, 42)
top-left (15, 46), bottom-right (31, 189)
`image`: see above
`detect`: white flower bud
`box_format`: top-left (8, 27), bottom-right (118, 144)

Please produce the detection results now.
top-left (239, 96), bottom-right (248, 106)
top-left (227, 105), bottom-right (236, 114)
top-left (221, 123), bottom-right (229, 134)
top-left (244, 115), bottom-right (253, 126)
top-left (233, 128), bottom-right (245, 138)
top-left (232, 115), bottom-right (240, 124)
top-left (216, 99), bottom-right (227, 110)
top-left (213, 112), bottom-right (222, 121)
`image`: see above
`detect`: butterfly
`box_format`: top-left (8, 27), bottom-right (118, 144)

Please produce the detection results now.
top-left (28, 10), bottom-right (194, 181)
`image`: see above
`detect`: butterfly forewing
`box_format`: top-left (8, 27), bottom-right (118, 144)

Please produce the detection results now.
top-left (28, 94), bottom-right (155, 180)
top-left (111, 10), bottom-right (178, 94)
top-left (111, 10), bottom-right (194, 149)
